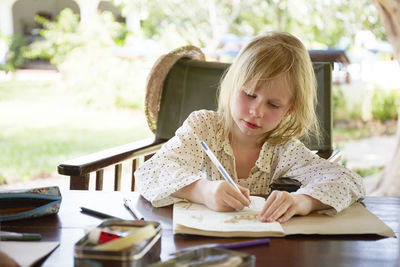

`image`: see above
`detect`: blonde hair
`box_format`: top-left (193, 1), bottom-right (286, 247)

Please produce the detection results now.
top-left (217, 31), bottom-right (319, 144)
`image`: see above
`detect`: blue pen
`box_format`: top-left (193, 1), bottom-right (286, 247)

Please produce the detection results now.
top-left (200, 140), bottom-right (253, 208)
top-left (123, 197), bottom-right (145, 220)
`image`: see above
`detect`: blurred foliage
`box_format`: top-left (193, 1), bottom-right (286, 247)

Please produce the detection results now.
top-left (332, 85), bottom-right (347, 121)
top-left (333, 119), bottom-right (397, 142)
top-left (371, 88), bottom-right (400, 122)
top-left (0, 33), bottom-right (27, 72)
top-left (353, 166), bottom-right (384, 178)
top-left (332, 85), bottom-right (399, 143)
top-left (331, 85), bottom-right (400, 124)
top-left (25, 8), bottom-right (142, 109)
top-left (26, 9), bottom-right (81, 65)
top-left (58, 45), bottom-right (147, 109)
top-left (332, 85), bottom-right (363, 122)
top-left (26, 8), bottom-right (128, 65)
top-left (8, 1), bottom-right (391, 111)
top-left (114, 0), bottom-right (386, 51)
top-left (5, 1), bottom-right (388, 70)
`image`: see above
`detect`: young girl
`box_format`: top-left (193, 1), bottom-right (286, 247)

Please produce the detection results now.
top-left (135, 31), bottom-right (365, 223)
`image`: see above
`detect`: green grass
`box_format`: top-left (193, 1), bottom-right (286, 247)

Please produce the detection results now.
top-left (333, 128), bottom-right (370, 142)
top-left (0, 77), bottom-right (152, 183)
top-left (353, 166), bottom-right (384, 178)
top-left (333, 120), bottom-right (397, 143)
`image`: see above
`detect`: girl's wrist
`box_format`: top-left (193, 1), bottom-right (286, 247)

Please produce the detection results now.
top-left (293, 194), bottom-right (330, 215)
top-left (193, 179), bottom-right (212, 204)
top-left (172, 179), bottom-right (209, 204)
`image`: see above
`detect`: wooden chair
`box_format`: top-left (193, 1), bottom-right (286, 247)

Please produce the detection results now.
top-left (58, 54), bottom-right (337, 191)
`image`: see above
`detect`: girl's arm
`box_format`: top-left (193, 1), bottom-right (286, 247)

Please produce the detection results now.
top-left (135, 110), bottom-right (250, 209)
top-left (135, 111), bottom-right (210, 207)
top-left (262, 139), bottom-right (365, 222)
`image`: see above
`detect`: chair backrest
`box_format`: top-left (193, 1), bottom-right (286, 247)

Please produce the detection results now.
top-left (156, 58), bottom-right (332, 152)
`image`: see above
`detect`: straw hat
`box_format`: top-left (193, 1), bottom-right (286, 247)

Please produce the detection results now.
top-left (145, 45), bottom-right (205, 133)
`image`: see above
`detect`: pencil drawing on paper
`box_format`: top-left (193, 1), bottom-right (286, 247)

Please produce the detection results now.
top-left (224, 213), bottom-right (259, 224)
top-left (182, 202), bottom-right (192, 210)
top-left (173, 196), bottom-right (285, 235)
top-left (190, 214), bottom-right (203, 222)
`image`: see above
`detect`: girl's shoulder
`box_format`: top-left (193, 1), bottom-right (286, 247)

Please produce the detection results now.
top-left (188, 109), bottom-right (219, 120)
top-left (185, 110), bottom-right (226, 141)
top-left (178, 109), bottom-right (221, 133)
top-left (274, 138), bottom-right (321, 160)
top-left (185, 109), bottom-right (220, 127)
top-left (266, 137), bottom-right (301, 146)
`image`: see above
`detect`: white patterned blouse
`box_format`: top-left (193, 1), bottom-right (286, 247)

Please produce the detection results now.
top-left (135, 110), bottom-right (365, 213)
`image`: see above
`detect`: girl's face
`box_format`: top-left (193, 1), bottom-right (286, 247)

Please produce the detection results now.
top-left (230, 75), bottom-right (293, 143)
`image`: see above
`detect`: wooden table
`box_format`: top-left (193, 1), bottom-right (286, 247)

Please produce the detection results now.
top-left (1, 191), bottom-right (399, 267)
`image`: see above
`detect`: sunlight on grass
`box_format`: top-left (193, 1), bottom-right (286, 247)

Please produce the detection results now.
top-left (0, 77), bottom-right (152, 183)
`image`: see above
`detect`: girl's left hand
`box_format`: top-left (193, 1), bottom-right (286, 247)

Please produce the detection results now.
top-left (258, 191), bottom-right (325, 223)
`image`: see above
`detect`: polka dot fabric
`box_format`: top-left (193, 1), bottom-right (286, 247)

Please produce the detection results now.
top-left (135, 110), bottom-right (365, 213)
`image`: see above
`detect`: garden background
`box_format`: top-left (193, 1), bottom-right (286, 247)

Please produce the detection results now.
top-left (1, 0), bottom-right (400, 190)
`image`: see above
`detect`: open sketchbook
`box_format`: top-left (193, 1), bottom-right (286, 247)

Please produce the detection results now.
top-left (173, 196), bottom-right (395, 237)
top-left (0, 241), bottom-right (59, 266)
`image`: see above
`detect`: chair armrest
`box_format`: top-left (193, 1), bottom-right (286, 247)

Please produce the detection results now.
top-left (317, 149), bottom-right (342, 163)
top-left (58, 141), bottom-right (341, 190)
top-left (327, 149), bottom-right (342, 163)
top-left (58, 137), bottom-right (167, 177)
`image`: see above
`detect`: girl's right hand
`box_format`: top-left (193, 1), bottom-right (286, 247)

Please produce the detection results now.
top-left (172, 179), bottom-right (251, 211)
top-left (200, 180), bottom-right (251, 211)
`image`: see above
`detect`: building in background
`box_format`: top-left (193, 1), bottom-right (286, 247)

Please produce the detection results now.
top-left (0, 0), bottom-right (140, 40)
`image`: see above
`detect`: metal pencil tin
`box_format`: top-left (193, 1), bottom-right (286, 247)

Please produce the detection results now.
top-left (74, 219), bottom-right (162, 267)
top-left (150, 247), bottom-right (255, 267)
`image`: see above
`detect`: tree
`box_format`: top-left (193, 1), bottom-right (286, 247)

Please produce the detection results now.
top-left (113, 0), bottom-right (385, 53)
top-left (371, 0), bottom-right (400, 62)
top-left (114, 0), bottom-right (243, 52)
top-left (365, 0), bottom-right (400, 196)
